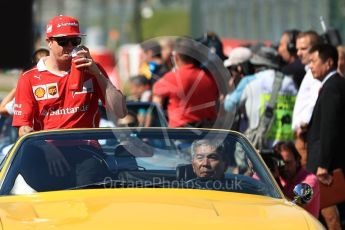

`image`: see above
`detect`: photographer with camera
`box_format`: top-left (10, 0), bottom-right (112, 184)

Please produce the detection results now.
top-left (222, 47), bottom-right (255, 132)
top-left (236, 46), bottom-right (297, 149)
top-left (272, 141), bottom-right (320, 218)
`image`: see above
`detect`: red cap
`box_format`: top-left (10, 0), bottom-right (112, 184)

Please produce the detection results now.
top-left (46, 15), bottom-right (86, 38)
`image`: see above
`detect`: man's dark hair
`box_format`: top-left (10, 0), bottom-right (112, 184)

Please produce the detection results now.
top-left (23, 47), bottom-right (50, 71)
top-left (309, 43), bottom-right (338, 69)
top-left (130, 75), bottom-right (150, 86)
top-left (195, 31), bottom-right (227, 61)
top-left (173, 37), bottom-right (200, 65)
top-left (284, 29), bottom-right (300, 55)
top-left (32, 48), bottom-right (49, 64)
top-left (140, 40), bottom-right (162, 58)
top-left (273, 141), bottom-right (301, 169)
top-left (296, 30), bottom-right (323, 47)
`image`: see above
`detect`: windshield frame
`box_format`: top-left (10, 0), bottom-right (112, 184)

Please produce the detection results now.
top-left (0, 128), bottom-right (282, 198)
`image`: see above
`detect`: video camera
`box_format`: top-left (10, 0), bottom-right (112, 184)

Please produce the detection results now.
top-left (260, 149), bottom-right (285, 173)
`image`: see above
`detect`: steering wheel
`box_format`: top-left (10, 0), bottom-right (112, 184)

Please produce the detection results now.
top-left (184, 177), bottom-right (230, 191)
top-left (184, 178), bottom-right (200, 184)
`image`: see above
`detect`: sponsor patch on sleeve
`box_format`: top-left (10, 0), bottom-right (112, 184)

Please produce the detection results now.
top-left (13, 103), bottom-right (22, 115)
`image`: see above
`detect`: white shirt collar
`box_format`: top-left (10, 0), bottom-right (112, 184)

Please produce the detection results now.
top-left (304, 64), bottom-right (310, 72)
top-left (321, 70), bottom-right (337, 86)
top-left (36, 58), bottom-right (46, 72)
top-left (36, 57), bottom-right (67, 77)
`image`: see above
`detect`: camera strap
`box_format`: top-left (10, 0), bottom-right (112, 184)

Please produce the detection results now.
top-left (249, 71), bottom-right (284, 150)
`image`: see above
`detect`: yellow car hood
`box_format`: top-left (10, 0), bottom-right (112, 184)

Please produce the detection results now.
top-left (0, 189), bottom-right (323, 229)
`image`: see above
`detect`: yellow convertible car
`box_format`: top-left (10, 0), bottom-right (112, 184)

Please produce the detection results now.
top-left (0, 128), bottom-right (324, 229)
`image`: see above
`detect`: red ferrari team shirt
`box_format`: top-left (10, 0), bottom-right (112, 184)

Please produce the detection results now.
top-left (12, 58), bottom-right (106, 130)
top-left (153, 64), bottom-right (219, 127)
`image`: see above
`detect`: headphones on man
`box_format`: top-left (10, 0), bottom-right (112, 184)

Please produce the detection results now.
top-left (195, 32), bottom-right (227, 61)
top-left (286, 29), bottom-right (300, 55)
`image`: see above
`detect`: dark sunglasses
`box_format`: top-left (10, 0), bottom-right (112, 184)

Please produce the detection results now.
top-left (52, 37), bottom-right (82, 47)
top-left (228, 65), bottom-right (239, 72)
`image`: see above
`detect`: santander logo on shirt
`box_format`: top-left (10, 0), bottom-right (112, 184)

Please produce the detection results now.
top-left (41, 104), bottom-right (90, 116)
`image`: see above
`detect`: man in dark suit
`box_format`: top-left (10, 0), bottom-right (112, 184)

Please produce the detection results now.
top-left (307, 43), bottom-right (345, 230)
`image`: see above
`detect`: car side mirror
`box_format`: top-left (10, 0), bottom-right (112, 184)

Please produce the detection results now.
top-left (293, 183), bottom-right (313, 205)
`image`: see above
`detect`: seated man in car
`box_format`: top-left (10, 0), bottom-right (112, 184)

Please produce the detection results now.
top-left (191, 139), bottom-right (229, 180)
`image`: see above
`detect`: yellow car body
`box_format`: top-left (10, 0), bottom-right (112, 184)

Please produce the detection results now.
top-left (0, 189), bottom-right (324, 229)
top-left (0, 128), bottom-right (325, 229)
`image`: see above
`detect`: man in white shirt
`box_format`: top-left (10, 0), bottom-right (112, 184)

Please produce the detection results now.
top-left (291, 31), bottom-right (322, 167)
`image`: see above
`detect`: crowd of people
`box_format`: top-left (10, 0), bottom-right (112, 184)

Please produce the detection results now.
top-left (220, 31), bottom-right (345, 229)
top-left (0, 14), bottom-right (345, 229)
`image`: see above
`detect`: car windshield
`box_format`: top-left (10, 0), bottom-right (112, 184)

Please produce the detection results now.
top-left (99, 102), bottom-right (168, 127)
top-left (0, 128), bottom-right (281, 198)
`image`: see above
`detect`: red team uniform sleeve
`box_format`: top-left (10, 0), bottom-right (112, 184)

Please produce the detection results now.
top-left (12, 74), bottom-right (38, 128)
top-left (152, 72), bottom-right (173, 97)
